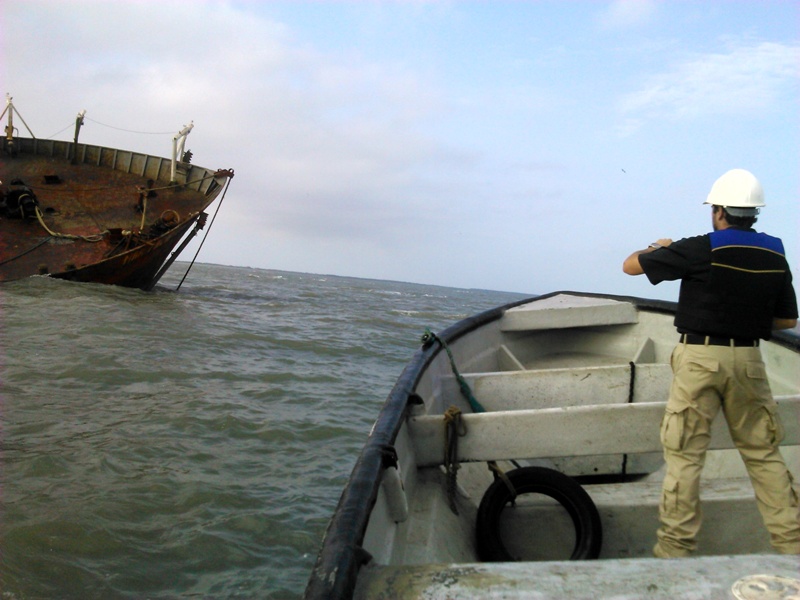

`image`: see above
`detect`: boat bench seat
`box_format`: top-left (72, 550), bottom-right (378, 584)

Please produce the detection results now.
top-left (500, 294), bottom-right (639, 332)
top-left (408, 395), bottom-right (800, 467)
top-left (452, 363), bottom-right (673, 412)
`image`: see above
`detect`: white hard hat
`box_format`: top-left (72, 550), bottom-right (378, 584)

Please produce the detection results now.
top-left (704, 169), bottom-right (765, 215)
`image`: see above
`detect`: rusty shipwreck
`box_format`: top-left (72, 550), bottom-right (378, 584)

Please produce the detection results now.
top-left (0, 96), bottom-right (233, 290)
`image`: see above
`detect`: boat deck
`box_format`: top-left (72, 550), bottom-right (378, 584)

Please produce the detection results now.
top-left (354, 554), bottom-right (800, 599)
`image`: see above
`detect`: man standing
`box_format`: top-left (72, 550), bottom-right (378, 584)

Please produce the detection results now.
top-left (622, 168), bottom-right (800, 558)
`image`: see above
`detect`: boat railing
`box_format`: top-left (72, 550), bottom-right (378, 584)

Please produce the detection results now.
top-left (10, 137), bottom-right (223, 197)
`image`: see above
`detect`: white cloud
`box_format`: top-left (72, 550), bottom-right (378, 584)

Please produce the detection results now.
top-left (4, 1), bottom-right (798, 293)
top-left (4, 0), bottom-right (463, 247)
top-left (619, 41), bottom-right (800, 125)
top-left (599, 0), bottom-right (659, 30)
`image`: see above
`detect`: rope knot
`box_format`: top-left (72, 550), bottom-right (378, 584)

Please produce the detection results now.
top-left (443, 405), bottom-right (465, 515)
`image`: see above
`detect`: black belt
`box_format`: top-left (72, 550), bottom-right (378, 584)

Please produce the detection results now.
top-left (680, 334), bottom-right (759, 347)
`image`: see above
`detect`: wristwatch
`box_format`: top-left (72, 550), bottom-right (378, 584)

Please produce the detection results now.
top-left (648, 243), bottom-right (662, 249)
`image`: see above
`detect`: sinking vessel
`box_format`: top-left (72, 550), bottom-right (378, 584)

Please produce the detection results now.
top-left (306, 292), bottom-right (800, 599)
top-left (0, 96), bottom-right (233, 290)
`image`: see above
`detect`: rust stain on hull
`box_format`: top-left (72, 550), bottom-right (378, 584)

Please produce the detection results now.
top-left (1, 137), bottom-right (232, 290)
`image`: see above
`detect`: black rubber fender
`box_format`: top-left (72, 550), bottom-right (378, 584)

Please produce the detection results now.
top-left (476, 466), bottom-right (602, 561)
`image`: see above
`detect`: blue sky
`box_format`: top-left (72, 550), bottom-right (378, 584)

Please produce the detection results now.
top-left (3, 1), bottom-right (798, 297)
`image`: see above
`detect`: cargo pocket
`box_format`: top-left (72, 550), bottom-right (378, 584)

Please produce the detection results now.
top-left (763, 404), bottom-right (785, 447)
top-left (745, 362), bottom-right (767, 380)
top-left (660, 473), bottom-right (680, 515)
top-left (660, 408), bottom-right (687, 452)
top-left (685, 357), bottom-right (719, 373)
top-left (744, 361), bottom-right (772, 398)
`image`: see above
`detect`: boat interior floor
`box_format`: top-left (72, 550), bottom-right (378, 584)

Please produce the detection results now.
top-left (355, 461), bottom-right (800, 598)
top-left (397, 463), bottom-right (790, 566)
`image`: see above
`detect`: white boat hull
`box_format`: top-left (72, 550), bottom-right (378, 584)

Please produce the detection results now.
top-left (306, 292), bottom-right (800, 599)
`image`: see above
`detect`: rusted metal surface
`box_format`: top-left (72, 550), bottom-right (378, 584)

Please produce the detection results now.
top-left (0, 137), bottom-right (232, 289)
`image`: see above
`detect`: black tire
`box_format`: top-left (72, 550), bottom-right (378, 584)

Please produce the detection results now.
top-left (476, 466), bottom-right (602, 561)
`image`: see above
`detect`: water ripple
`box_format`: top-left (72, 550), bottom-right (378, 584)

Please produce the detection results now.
top-left (0, 264), bottom-right (526, 598)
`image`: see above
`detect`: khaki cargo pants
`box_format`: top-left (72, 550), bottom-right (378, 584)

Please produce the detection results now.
top-left (654, 341), bottom-right (800, 557)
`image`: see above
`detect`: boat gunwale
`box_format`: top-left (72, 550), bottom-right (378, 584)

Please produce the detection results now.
top-left (8, 136), bottom-right (224, 192)
top-left (304, 291), bottom-right (799, 599)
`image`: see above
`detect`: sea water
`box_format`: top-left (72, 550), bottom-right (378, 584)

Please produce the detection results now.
top-left (0, 263), bottom-right (527, 599)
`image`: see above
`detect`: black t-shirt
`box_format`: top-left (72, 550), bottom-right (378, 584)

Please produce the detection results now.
top-left (639, 229), bottom-right (797, 338)
top-left (639, 235), bottom-right (710, 287)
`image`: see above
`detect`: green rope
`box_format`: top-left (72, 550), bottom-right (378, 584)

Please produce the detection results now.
top-left (422, 328), bottom-right (486, 413)
top-left (422, 329), bottom-right (524, 511)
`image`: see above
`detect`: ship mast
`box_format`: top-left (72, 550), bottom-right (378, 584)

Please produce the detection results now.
top-left (71, 109), bottom-right (86, 164)
top-left (0, 94), bottom-right (36, 154)
top-left (171, 121), bottom-right (194, 183)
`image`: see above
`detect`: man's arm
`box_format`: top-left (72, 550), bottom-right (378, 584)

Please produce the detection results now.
top-left (773, 318), bottom-right (798, 330)
top-left (622, 238), bottom-right (673, 275)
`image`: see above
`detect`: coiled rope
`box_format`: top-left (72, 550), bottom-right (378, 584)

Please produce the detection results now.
top-left (443, 406), bottom-right (466, 515)
top-left (35, 207), bottom-right (107, 242)
top-left (422, 328), bottom-right (519, 513)
top-left (0, 208), bottom-right (108, 269)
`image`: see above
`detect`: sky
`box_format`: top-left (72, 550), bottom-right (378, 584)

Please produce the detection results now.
top-left (2, 0), bottom-right (798, 298)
